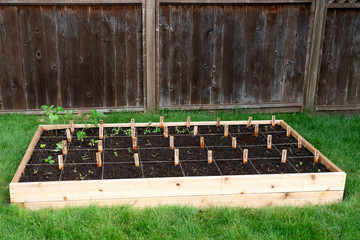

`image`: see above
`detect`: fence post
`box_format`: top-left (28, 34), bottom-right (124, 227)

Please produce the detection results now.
top-left (305, 0), bottom-right (327, 113)
top-left (145, 0), bottom-right (156, 111)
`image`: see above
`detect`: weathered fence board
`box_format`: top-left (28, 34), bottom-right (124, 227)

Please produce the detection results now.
top-left (157, 4), bottom-right (311, 109)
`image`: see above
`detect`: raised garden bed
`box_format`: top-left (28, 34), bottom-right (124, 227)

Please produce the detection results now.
top-left (10, 118), bottom-right (346, 209)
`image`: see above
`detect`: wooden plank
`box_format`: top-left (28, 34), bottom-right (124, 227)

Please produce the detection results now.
top-left (146, 0), bottom-right (156, 110)
top-left (135, 4), bottom-right (144, 108)
top-left (327, 3), bottom-right (360, 9)
top-left (0, 7), bottom-right (8, 110)
top-left (157, 0), bottom-right (313, 2)
top-left (348, 11), bottom-right (360, 105)
top-left (10, 172), bottom-right (345, 203)
top-left (0, 0), bottom-right (143, 4)
top-left (316, 104), bottom-right (360, 111)
top-left (20, 190), bottom-right (343, 210)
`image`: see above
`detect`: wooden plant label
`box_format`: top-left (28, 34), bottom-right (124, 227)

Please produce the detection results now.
top-left (100, 120), bottom-right (103, 125)
top-left (134, 153), bottom-right (139, 167)
top-left (131, 127), bottom-right (135, 139)
top-left (208, 150), bottom-right (213, 164)
top-left (287, 126), bottom-right (291, 137)
top-left (186, 117), bottom-right (191, 128)
top-left (224, 124), bottom-right (229, 137)
top-left (169, 136), bottom-right (174, 150)
top-left (58, 155), bottom-right (64, 170)
top-left (160, 116), bottom-right (164, 128)
top-left (98, 140), bottom-right (103, 152)
top-left (272, 115), bottom-right (276, 127)
top-left (131, 118), bottom-right (135, 128)
top-left (200, 137), bottom-right (205, 149)
top-left (232, 137), bottom-right (236, 149)
top-left (298, 136), bottom-right (303, 148)
top-left (62, 140), bottom-right (67, 155)
top-left (243, 149), bottom-right (248, 164)
top-left (164, 125), bottom-right (169, 138)
top-left (254, 124), bottom-right (259, 137)
top-left (69, 120), bottom-right (75, 133)
top-left (99, 123), bottom-right (104, 139)
top-left (96, 152), bottom-right (102, 168)
top-left (132, 137), bottom-right (137, 151)
top-left (174, 149), bottom-right (179, 166)
top-left (216, 118), bottom-right (221, 127)
top-left (267, 135), bottom-right (272, 149)
top-left (193, 126), bottom-right (198, 136)
top-left (281, 149), bottom-right (287, 163)
top-left (247, 117), bottom-right (252, 127)
top-left (314, 150), bottom-right (320, 164)
top-left (66, 128), bottom-right (71, 142)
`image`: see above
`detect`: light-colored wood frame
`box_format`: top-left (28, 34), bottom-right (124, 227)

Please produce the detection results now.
top-left (10, 120), bottom-right (346, 209)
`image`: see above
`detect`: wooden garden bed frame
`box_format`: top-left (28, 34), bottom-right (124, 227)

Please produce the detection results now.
top-left (10, 120), bottom-right (346, 209)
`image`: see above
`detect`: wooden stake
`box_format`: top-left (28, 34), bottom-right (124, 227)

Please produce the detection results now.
top-left (134, 153), bottom-right (139, 167)
top-left (247, 117), bottom-right (252, 127)
top-left (314, 150), bottom-right (320, 164)
top-left (272, 115), bottom-right (276, 127)
top-left (216, 118), bottom-right (221, 127)
top-left (131, 127), bottom-right (135, 139)
top-left (298, 136), bottom-right (303, 148)
top-left (243, 149), bottom-right (248, 164)
top-left (200, 137), bottom-right (205, 149)
top-left (287, 126), bottom-right (291, 137)
top-left (66, 128), bottom-right (71, 142)
top-left (131, 118), bottom-right (135, 128)
top-left (224, 124), bottom-right (229, 137)
top-left (62, 140), bottom-right (67, 155)
top-left (96, 152), bottom-right (102, 168)
top-left (132, 137), bottom-right (137, 151)
top-left (186, 117), bottom-right (191, 128)
top-left (160, 116), bottom-right (164, 128)
top-left (98, 140), bottom-right (103, 153)
top-left (99, 119), bottom-right (103, 125)
top-left (232, 137), bottom-right (236, 149)
top-left (69, 120), bottom-right (75, 133)
top-left (174, 149), bottom-right (179, 166)
top-left (281, 149), bottom-right (287, 163)
top-left (254, 124), bottom-right (259, 137)
top-left (193, 126), bottom-right (198, 136)
top-left (208, 150), bottom-right (212, 164)
top-left (169, 136), bottom-right (174, 150)
top-left (164, 125), bottom-right (168, 138)
top-left (58, 155), bottom-right (64, 170)
top-left (267, 135), bottom-right (272, 149)
top-left (99, 123), bottom-right (104, 139)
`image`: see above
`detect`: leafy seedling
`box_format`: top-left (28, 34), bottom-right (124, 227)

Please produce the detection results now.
top-left (41, 105), bottom-right (64, 135)
top-left (40, 144), bottom-right (46, 149)
top-left (81, 154), bottom-right (90, 161)
top-left (88, 139), bottom-right (98, 146)
top-left (76, 173), bottom-right (87, 180)
top-left (111, 127), bottom-right (121, 137)
top-left (77, 130), bottom-right (88, 142)
top-left (299, 161), bottom-right (303, 166)
top-left (64, 109), bottom-right (77, 122)
top-left (89, 109), bottom-right (105, 127)
top-left (53, 142), bottom-right (63, 152)
top-left (123, 128), bottom-right (131, 137)
top-left (153, 126), bottom-right (161, 134)
top-left (44, 156), bottom-right (55, 164)
top-left (114, 151), bottom-right (118, 157)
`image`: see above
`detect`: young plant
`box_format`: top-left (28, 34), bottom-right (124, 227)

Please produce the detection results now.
top-left (77, 130), bottom-right (88, 142)
top-left (63, 109), bottom-right (77, 123)
top-left (44, 156), bottom-right (55, 164)
top-left (111, 127), bottom-right (121, 137)
top-left (88, 139), bottom-right (98, 146)
top-left (53, 142), bottom-right (63, 152)
top-left (88, 109), bottom-right (106, 127)
top-left (40, 144), bottom-right (46, 149)
top-left (123, 128), bottom-right (132, 137)
top-left (81, 154), bottom-right (90, 161)
top-left (41, 105), bottom-right (64, 135)
top-left (114, 151), bottom-right (118, 157)
top-left (153, 126), bottom-right (161, 134)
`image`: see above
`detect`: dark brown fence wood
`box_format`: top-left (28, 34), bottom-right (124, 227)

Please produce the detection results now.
top-left (157, 3), bottom-right (311, 109)
top-left (0, 5), bottom-right (144, 111)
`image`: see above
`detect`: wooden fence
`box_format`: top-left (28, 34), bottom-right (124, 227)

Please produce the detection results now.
top-left (0, 0), bottom-right (359, 113)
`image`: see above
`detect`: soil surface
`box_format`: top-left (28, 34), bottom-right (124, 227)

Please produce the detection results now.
top-left (20, 123), bottom-right (331, 182)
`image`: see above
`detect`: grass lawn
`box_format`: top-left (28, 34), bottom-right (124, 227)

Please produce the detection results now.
top-left (0, 110), bottom-right (359, 239)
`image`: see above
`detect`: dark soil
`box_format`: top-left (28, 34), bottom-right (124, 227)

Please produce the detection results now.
top-left (138, 136), bottom-right (169, 148)
top-left (232, 133), bottom-right (267, 146)
top-left (142, 162), bottom-right (184, 178)
top-left (198, 125), bottom-right (224, 134)
top-left (179, 148), bottom-right (207, 161)
top-left (41, 129), bottom-right (67, 137)
top-left (181, 161), bottom-right (221, 176)
top-left (105, 127), bottom-right (131, 137)
top-left (203, 135), bottom-right (232, 147)
top-left (61, 164), bottom-right (102, 180)
top-left (28, 150), bottom-right (59, 164)
top-left (168, 126), bottom-right (194, 135)
top-left (288, 157), bottom-right (330, 173)
top-left (208, 147), bottom-right (242, 160)
top-left (278, 144), bottom-right (313, 157)
top-left (105, 137), bottom-right (132, 149)
top-left (20, 164), bottom-right (61, 182)
top-left (174, 135), bottom-right (201, 147)
top-left (228, 125), bottom-right (254, 134)
top-left (139, 149), bottom-right (174, 162)
top-left (251, 159), bottom-right (297, 174)
top-left (266, 132), bottom-right (297, 144)
top-left (73, 128), bottom-right (99, 137)
top-left (216, 160), bottom-right (258, 175)
top-left (65, 150), bottom-right (98, 164)
top-left (105, 149), bottom-right (136, 163)
top-left (259, 125), bottom-right (285, 132)
top-left (246, 146), bottom-right (281, 158)
top-left (69, 138), bottom-right (100, 150)
top-left (35, 137), bottom-right (65, 150)
top-left (103, 163), bottom-right (143, 179)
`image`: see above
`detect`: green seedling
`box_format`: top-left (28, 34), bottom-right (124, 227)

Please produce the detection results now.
top-left (89, 109), bottom-right (105, 127)
top-left (111, 127), bottom-right (121, 136)
top-left (88, 139), bottom-right (98, 146)
top-left (153, 126), bottom-right (161, 134)
top-left (299, 161), bottom-right (303, 166)
top-left (77, 130), bottom-right (88, 142)
top-left (44, 156), bottom-right (55, 164)
top-left (88, 170), bottom-right (94, 174)
top-left (127, 147), bottom-right (132, 153)
top-left (114, 151), bottom-right (118, 157)
top-left (81, 154), bottom-right (90, 161)
top-left (318, 169), bottom-right (321, 172)
top-left (53, 142), bottom-right (63, 152)
top-left (76, 173), bottom-right (87, 180)
top-left (40, 144), bottom-right (46, 149)
top-left (123, 128), bottom-right (131, 137)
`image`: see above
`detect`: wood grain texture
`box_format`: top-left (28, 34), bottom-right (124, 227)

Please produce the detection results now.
top-left (0, 5), bottom-right (144, 110)
top-left (158, 4), bottom-right (311, 108)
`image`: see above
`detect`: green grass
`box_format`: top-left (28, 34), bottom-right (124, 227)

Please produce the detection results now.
top-left (0, 110), bottom-right (359, 239)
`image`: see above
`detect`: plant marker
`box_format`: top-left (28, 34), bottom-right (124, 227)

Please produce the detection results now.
top-left (281, 149), bottom-right (287, 163)
top-left (232, 137), bottom-right (236, 149)
top-left (272, 115), bottom-right (276, 127)
top-left (58, 155), bottom-right (64, 170)
top-left (200, 137), bottom-right (205, 149)
top-left (131, 118), bottom-right (135, 128)
top-left (267, 135), bottom-right (272, 149)
top-left (99, 123), bottom-right (104, 139)
top-left (224, 124), bottom-right (229, 137)
top-left (132, 137), bottom-right (137, 151)
top-left (243, 149), bottom-right (248, 164)
top-left (164, 125), bottom-right (169, 138)
top-left (314, 150), bottom-right (320, 164)
top-left (194, 126), bottom-right (198, 136)
top-left (70, 120), bottom-right (75, 133)
top-left (287, 126), bottom-right (291, 137)
top-left (208, 150), bottom-right (213, 164)
top-left (186, 117), bottom-right (191, 128)
top-left (98, 140), bottom-right (103, 152)
top-left (160, 116), bottom-right (164, 128)
top-left (298, 136), bottom-right (303, 148)
top-left (100, 119), bottom-right (103, 125)
top-left (96, 152), bottom-right (102, 167)
top-left (170, 136), bottom-right (174, 150)
top-left (62, 140), bottom-right (67, 155)
top-left (247, 117), bottom-right (252, 127)
top-left (134, 153), bottom-right (139, 167)
top-left (131, 127), bottom-right (135, 139)
top-left (66, 128), bottom-right (71, 142)
top-left (216, 118), bottom-right (221, 127)
top-left (174, 149), bottom-right (179, 166)
top-left (254, 124), bottom-right (259, 136)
